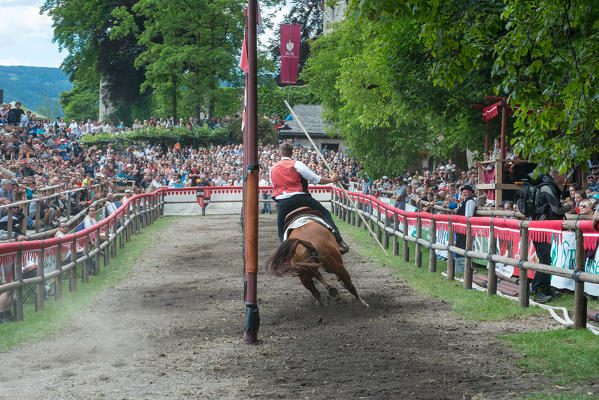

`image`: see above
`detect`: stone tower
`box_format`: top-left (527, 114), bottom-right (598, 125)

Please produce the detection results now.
top-left (323, 0), bottom-right (347, 33)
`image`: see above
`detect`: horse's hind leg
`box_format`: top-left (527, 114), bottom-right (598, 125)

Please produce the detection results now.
top-left (298, 272), bottom-right (322, 304)
top-left (312, 270), bottom-right (339, 297)
top-left (334, 264), bottom-right (369, 307)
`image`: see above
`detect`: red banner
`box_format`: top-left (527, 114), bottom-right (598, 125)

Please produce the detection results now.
top-left (280, 24), bottom-right (301, 84)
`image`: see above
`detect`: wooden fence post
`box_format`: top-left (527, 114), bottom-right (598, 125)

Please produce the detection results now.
top-left (70, 235), bottom-right (77, 292)
top-left (429, 219), bottom-right (437, 272)
top-left (384, 212), bottom-right (390, 250)
top-left (95, 234), bottom-right (101, 275)
top-left (574, 226), bottom-right (587, 328)
top-left (393, 213), bottom-right (399, 256)
top-left (36, 244), bottom-right (45, 311)
top-left (487, 221), bottom-right (497, 296)
top-left (14, 245), bottom-right (23, 321)
top-left (415, 215), bottom-right (422, 268)
top-left (519, 225), bottom-right (529, 308)
top-left (447, 219), bottom-right (455, 280)
top-left (369, 198), bottom-right (374, 231)
top-left (377, 208), bottom-right (383, 244)
top-left (7, 207), bottom-right (13, 240)
top-left (55, 238), bottom-right (63, 301)
top-left (352, 197), bottom-right (357, 226)
top-left (403, 214), bottom-right (409, 262)
top-left (126, 206), bottom-right (132, 243)
top-left (35, 199), bottom-right (41, 233)
top-left (464, 219), bottom-right (473, 289)
top-left (357, 201), bottom-right (363, 228)
top-left (82, 239), bottom-right (89, 283)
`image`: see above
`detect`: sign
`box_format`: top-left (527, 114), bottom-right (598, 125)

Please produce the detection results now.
top-left (280, 24), bottom-right (301, 84)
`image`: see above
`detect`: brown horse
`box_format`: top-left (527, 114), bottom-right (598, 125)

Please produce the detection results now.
top-left (265, 221), bottom-right (369, 307)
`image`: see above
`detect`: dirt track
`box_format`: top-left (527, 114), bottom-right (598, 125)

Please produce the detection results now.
top-left (0, 215), bottom-right (556, 399)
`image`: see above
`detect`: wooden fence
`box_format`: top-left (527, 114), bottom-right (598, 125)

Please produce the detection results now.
top-left (330, 188), bottom-right (599, 329)
top-left (0, 189), bottom-right (165, 321)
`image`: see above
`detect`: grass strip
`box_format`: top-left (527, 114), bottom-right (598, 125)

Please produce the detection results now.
top-left (0, 216), bottom-right (179, 352)
top-left (338, 216), bottom-right (542, 321)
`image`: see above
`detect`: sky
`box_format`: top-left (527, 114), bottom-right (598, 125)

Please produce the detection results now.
top-left (0, 0), bottom-right (64, 68)
top-left (0, 0), bottom-right (289, 69)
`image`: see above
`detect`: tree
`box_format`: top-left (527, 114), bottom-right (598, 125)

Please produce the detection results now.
top-left (346, 0), bottom-right (599, 173)
top-left (42, 0), bottom-right (151, 124)
top-left (112, 0), bottom-right (248, 120)
top-left (303, 16), bottom-right (495, 176)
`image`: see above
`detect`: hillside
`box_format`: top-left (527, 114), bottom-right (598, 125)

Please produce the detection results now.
top-left (0, 65), bottom-right (72, 118)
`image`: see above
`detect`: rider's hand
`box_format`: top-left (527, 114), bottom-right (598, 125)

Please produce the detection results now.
top-left (330, 173), bottom-right (339, 182)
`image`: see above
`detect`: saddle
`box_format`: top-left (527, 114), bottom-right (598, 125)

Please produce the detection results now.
top-left (282, 207), bottom-right (333, 241)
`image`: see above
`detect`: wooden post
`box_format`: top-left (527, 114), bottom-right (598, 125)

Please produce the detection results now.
top-left (383, 212), bottom-right (390, 250)
top-left (126, 206), bottom-right (131, 243)
top-left (70, 235), bottom-right (77, 292)
top-left (415, 215), bottom-right (422, 267)
top-left (574, 227), bottom-right (587, 328)
top-left (14, 245), bottom-right (23, 321)
top-left (377, 208), bottom-right (383, 244)
top-left (447, 219), bottom-right (455, 280)
top-left (35, 199), bottom-right (41, 233)
top-left (519, 225), bottom-right (529, 308)
top-left (66, 193), bottom-right (71, 218)
top-left (82, 240), bottom-right (89, 283)
top-left (429, 219), bottom-right (437, 272)
top-left (357, 201), bottom-right (362, 228)
top-left (403, 214), bottom-right (409, 262)
top-left (7, 207), bottom-right (13, 240)
top-left (393, 213), bottom-right (399, 256)
top-left (95, 234), bottom-right (101, 275)
top-left (135, 200), bottom-right (140, 233)
top-left (119, 220), bottom-right (125, 249)
top-left (55, 238), bottom-right (63, 301)
top-left (36, 244), bottom-right (45, 311)
top-left (487, 221), bottom-right (497, 296)
top-left (464, 219), bottom-right (473, 289)
top-left (112, 225), bottom-right (118, 259)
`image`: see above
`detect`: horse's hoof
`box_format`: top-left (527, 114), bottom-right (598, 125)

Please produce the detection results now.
top-left (243, 329), bottom-right (258, 343)
top-left (328, 287), bottom-right (339, 297)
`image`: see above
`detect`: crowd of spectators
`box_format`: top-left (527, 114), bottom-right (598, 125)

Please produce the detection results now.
top-left (1, 100), bottom-right (599, 239)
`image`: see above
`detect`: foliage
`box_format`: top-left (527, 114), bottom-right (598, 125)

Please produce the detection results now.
top-left (258, 84), bottom-right (318, 117)
top-left (226, 117), bottom-right (278, 145)
top-left (346, 0), bottom-right (599, 173)
top-left (60, 80), bottom-right (99, 121)
top-left (0, 66), bottom-right (71, 117)
top-left (303, 17), bottom-right (493, 176)
top-left (80, 126), bottom-right (230, 147)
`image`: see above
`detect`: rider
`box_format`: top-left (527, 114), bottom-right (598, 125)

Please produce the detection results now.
top-left (270, 142), bottom-right (349, 254)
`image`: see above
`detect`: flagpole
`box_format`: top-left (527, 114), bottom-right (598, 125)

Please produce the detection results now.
top-left (243, 0), bottom-right (260, 343)
top-left (284, 100), bottom-right (389, 257)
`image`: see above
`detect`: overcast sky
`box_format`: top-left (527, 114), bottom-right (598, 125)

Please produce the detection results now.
top-left (0, 0), bottom-right (288, 69)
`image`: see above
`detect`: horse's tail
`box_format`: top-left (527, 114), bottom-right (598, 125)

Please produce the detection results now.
top-left (265, 238), bottom-right (321, 277)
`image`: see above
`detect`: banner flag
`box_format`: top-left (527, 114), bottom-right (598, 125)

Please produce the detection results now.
top-left (280, 24), bottom-right (301, 84)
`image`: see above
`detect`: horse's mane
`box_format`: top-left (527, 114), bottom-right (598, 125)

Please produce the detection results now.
top-left (265, 238), bottom-right (321, 277)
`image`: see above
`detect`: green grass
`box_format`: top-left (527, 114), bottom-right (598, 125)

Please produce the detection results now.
top-left (0, 216), bottom-right (179, 352)
top-left (338, 216), bottom-right (542, 321)
top-left (338, 216), bottom-right (599, 393)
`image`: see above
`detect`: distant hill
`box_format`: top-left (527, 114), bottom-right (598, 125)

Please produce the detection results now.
top-left (0, 65), bottom-right (72, 118)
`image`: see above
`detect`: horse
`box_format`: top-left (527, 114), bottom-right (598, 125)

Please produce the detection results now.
top-left (265, 214), bottom-right (369, 307)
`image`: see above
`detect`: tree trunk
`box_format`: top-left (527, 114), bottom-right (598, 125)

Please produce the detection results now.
top-left (172, 74), bottom-right (178, 119)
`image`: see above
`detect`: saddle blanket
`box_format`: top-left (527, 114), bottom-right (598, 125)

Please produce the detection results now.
top-left (283, 215), bottom-right (334, 241)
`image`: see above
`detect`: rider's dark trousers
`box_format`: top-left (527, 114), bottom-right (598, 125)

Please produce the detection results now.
top-left (276, 193), bottom-right (342, 243)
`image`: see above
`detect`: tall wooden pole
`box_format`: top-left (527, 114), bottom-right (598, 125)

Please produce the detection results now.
top-left (243, 0), bottom-right (260, 343)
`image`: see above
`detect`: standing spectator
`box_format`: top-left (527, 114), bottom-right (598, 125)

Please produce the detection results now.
top-left (454, 185), bottom-right (476, 272)
top-left (530, 170), bottom-right (571, 303)
top-left (392, 177), bottom-right (407, 210)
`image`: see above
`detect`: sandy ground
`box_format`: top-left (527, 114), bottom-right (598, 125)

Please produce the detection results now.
top-left (0, 215), bottom-right (558, 399)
